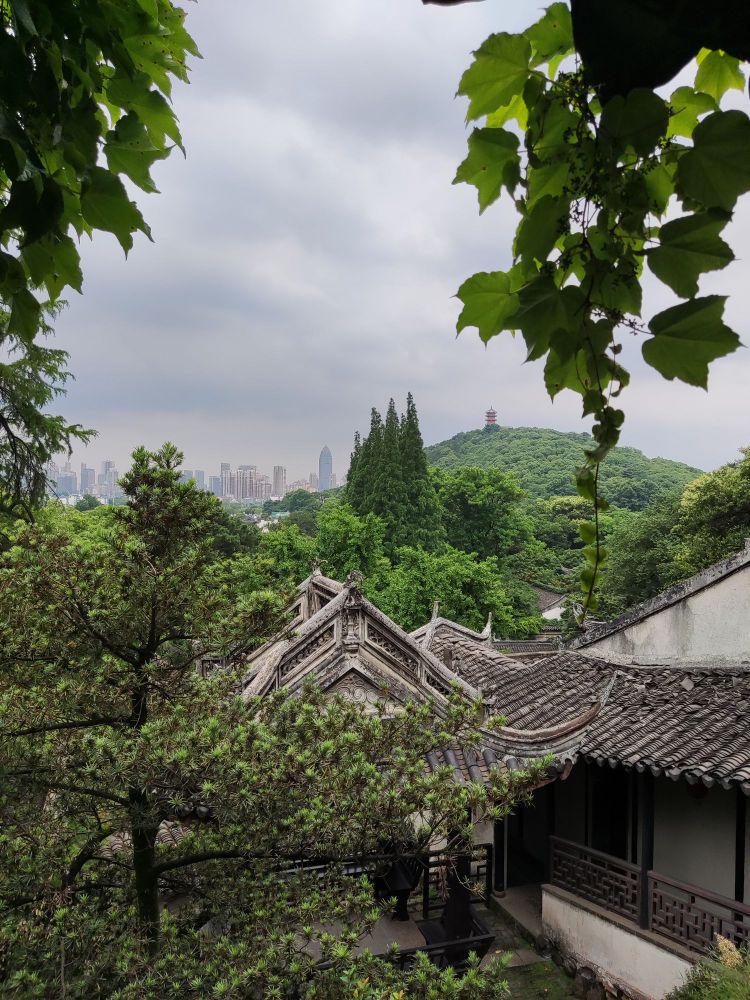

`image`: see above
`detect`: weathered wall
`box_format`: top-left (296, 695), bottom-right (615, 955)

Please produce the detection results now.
top-left (653, 782), bottom-right (736, 899)
top-left (583, 564), bottom-right (750, 663)
top-left (543, 886), bottom-right (692, 1000)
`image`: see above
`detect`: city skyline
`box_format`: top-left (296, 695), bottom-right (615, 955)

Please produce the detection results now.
top-left (49, 447), bottom-right (339, 500)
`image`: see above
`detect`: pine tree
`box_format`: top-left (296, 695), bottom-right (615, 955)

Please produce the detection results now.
top-left (399, 393), bottom-right (445, 551)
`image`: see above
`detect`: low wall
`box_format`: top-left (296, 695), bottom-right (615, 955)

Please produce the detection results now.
top-left (542, 885), bottom-right (693, 1000)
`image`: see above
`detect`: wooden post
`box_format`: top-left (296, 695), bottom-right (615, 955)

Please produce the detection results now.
top-left (638, 771), bottom-right (654, 929)
top-left (493, 819), bottom-right (505, 893)
top-left (443, 853), bottom-right (473, 940)
top-left (735, 787), bottom-right (746, 904)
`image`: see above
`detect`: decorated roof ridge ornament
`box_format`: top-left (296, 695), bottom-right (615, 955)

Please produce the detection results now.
top-left (480, 612), bottom-right (492, 641)
top-left (431, 600), bottom-right (440, 621)
top-left (310, 559), bottom-right (322, 576)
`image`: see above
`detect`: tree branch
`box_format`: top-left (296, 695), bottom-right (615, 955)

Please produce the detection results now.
top-left (3, 716), bottom-right (127, 738)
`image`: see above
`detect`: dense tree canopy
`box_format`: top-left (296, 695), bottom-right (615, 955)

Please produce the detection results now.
top-left (0, 1), bottom-right (196, 512)
top-left (425, 427), bottom-right (700, 511)
top-left (598, 448), bottom-right (750, 615)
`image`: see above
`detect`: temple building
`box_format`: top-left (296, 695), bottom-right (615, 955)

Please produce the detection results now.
top-left (240, 549), bottom-right (750, 998)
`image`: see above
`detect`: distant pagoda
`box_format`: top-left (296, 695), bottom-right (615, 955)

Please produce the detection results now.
top-left (484, 406), bottom-right (499, 432)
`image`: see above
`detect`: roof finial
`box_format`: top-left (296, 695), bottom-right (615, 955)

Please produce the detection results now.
top-left (345, 569), bottom-right (364, 591)
top-left (481, 612), bottom-right (493, 641)
top-left (431, 600), bottom-right (440, 621)
top-left (310, 558), bottom-right (322, 576)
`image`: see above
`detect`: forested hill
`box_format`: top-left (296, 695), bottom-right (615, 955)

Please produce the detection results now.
top-left (425, 427), bottom-right (701, 511)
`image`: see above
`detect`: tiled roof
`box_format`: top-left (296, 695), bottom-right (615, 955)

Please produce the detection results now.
top-left (493, 639), bottom-right (559, 656)
top-left (580, 661), bottom-right (750, 791)
top-left (427, 625), bottom-right (524, 689)
top-left (532, 585), bottom-right (566, 612)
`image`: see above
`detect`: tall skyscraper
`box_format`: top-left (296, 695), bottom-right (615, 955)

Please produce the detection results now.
top-left (194, 470), bottom-right (205, 488)
top-left (319, 446), bottom-right (332, 492)
top-left (208, 476), bottom-right (222, 496)
top-left (178, 469), bottom-right (194, 485)
top-left (310, 472), bottom-right (319, 491)
top-left (273, 465), bottom-right (287, 497)
top-left (80, 463), bottom-right (95, 494)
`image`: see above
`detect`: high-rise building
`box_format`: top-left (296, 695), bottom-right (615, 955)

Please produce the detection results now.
top-left (330, 472), bottom-right (337, 490)
top-left (273, 465), bottom-right (287, 498)
top-left (310, 472), bottom-right (319, 491)
top-left (80, 464), bottom-right (96, 494)
top-left (194, 470), bottom-right (205, 488)
top-left (56, 471), bottom-right (77, 495)
top-left (179, 469), bottom-right (194, 485)
top-left (319, 446), bottom-right (332, 492)
top-left (208, 476), bottom-right (222, 496)
top-left (220, 464), bottom-right (233, 498)
top-left (236, 466), bottom-right (256, 500)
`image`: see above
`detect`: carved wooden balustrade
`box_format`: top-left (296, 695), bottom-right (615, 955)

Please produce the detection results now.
top-left (549, 836), bottom-right (750, 956)
top-left (649, 873), bottom-right (750, 954)
top-left (549, 836), bottom-right (641, 921)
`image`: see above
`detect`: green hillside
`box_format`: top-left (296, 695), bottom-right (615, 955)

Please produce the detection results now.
top-left (425, 426), bottom-right (702, 511)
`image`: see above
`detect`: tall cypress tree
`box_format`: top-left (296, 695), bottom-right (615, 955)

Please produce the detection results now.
top-left (400, 392), bottom-right (445, 551)
top-left (345, 430), bottom-right (363, 509)
top-left (372, 399), bottom-right (408, 555)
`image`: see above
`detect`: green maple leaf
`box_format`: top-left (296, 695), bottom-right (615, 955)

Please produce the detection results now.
top-left (642, 295), bottom-right (741, 387)
top-left (457, 33), bottom-right (531, 122)
top-left (453, 128), bottom-right (520, 212)
top-left (647, 211), bottom-right (734, 298)
top-left (514, 194), bottom-right (569, 264)
top-left (80, 167), bottom-right (151, 254)
top-left (676, 110), bottom-right (750, 212)
top-left (455, 270), bottom-right (520, 344)
top-left (600, 89), bottom-right (669, 156)
top-left (105, 113), bottom-right (170, 193)
top-left (513, 277), bottom-right (584, 360)
top-left (695, 50), bottom-right (746, 103)
top-left (667, 87), bottom-right (717, 139)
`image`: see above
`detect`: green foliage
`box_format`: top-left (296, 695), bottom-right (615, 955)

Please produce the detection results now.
top-left (0, 0), bottom-right (196, 508)
top-left (264, 489), bottom-right (324, 516)
top-left (666, 939), bottom-right (750, 1000)
top-left (453, 3), bottom-right (748, 610)
top-left (598, 448), bottom-right (750, 614)
top-left (257, 521), bottom-right (317, 585)
top-left (373, 545), bottom-right (532, 636)
top-left (0, 442), bottom-right (538, 997)
top-left (346, 396), bottom-right (444, 556)
top-left (425, 426), bottom-right (700, 511)
top-left (316, 500), bottom-right (389, 584)
top-left (74, 493), bottom-right (100, 511)
top-left (431, 466), bottom-right (533, 561)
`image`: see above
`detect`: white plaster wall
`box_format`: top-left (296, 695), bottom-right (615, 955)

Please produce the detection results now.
top-left (586, 568), bottom-right (750, 662)
top-left (543, 889), bottom-right (692, 1000)
top-left (654, 782), bottom-right (735, 899)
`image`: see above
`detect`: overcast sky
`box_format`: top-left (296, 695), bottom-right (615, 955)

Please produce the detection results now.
top-left (56, 0), bottom-right (750, 481)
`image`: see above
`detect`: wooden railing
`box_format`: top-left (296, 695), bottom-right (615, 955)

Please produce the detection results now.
top-left (420, 843), bottom-right (493, 919)
top-left (649, 873), bottom-right (750, 954)
top-left (549, 836), bottom-right (750, 956)
top-left (549, 836), bottom-right (641, 921)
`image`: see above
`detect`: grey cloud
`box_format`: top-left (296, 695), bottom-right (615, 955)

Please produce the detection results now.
top-left (54, 0), bottom-right (750, 481)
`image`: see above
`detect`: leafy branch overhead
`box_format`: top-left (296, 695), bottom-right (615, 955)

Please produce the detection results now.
top-left (0, 0), bottom-right (198, 513)
top-left (452, 2), bottom-right (749, 611)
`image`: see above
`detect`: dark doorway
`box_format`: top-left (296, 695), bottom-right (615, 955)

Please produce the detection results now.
top-left (506, 786), bottom-right (551, 886)
top-left (589, 765), bottom-right (629, 860)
